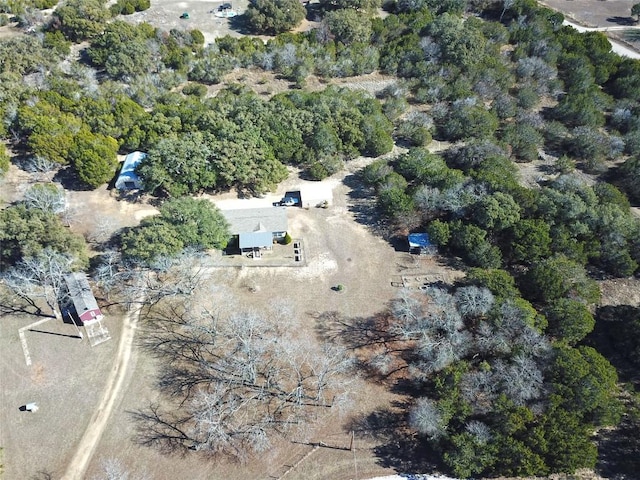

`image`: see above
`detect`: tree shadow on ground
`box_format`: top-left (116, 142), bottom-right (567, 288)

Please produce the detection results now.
top-left (0, 301), bottom-right (49, 319)
top-left (587, 305), bottom-right (640, 385)
top-left (595, 402), bottom-right (640, 479)
top-left (52, 165), bottom-right (92, 191)
top-left (30, 471), bottom-right (54, 480)
top-left (623, 29), bottom-right (640, 42)
top-left (129, 404), bottom-right (193, 455)
top-left (314, 311), bottom-right (392, 349)
top-left (345, 406), bottom-right (443, 473)
top-left (314, 310), bottom-right (424, 388)
top-left (227, 13), bottom-right (253, 36)
top-left (343, 171), bottom-right (394, 240)
top-left (0, 289), bottom-right (53, 319)
top-left (305, 3), bottom-right (323, 22)
top-left (586, 305), bottom-right (640, 478)
top-left (316, 310), bottom-right (445, 472)
top-left (607, 16), bottom-right (636, 26)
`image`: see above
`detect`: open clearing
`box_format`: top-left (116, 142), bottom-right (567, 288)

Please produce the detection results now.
top-left (1, 152), bottom-right (463, 479)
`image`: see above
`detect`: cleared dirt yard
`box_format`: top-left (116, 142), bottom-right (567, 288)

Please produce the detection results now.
top-left (1, 153), bottom-right (463, 479)
top-left (120, 0), bottom-right (252, 45)
top-left (540, 0), bottom-right (638, 28)
top-left (0, 305), bottom-right (122, 479)
top-left (82, 168), bottom-right (461, 479)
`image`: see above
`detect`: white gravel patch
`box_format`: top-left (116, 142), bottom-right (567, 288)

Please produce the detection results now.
top-left (205, 177), bottom-right (340, 211)
top-left (293, 252), bottom-right (338, 279)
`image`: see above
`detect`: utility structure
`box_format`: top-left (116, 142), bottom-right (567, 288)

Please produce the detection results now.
top-left (63, 272), bottom-right (111, 346)
top-left (115, 151), bottom-right (145, 190)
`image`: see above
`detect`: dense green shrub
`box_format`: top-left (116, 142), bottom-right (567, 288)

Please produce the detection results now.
top-left (0, 144), bottom-right (9, 177)
top-left (0, 205), bottom-right (88, 269)
top-left (121, 197), bottom-right (229, 263)
top-left (182, 83), bottom-right (208, 97)
top-left (110, 0), bottom-right (150, 16)
top-left (245, 0), bottom-right (306, 35)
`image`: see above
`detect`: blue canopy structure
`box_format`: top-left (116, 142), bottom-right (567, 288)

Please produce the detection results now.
top-left (115, 151), bottom-right (146, 190)
top-left (408, 233), bottom-right (432, 249)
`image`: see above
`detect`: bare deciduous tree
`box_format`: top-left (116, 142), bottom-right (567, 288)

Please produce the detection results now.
top-left (24, 156), bottom-right (59, 182)
top-left (89, 216), bottom-right (120, 244)
top-left (465, 420), bottom-right (491, 444)
top-left (493, 354), bottom-right (544, 406)
top-left (23, 183), bottom-right (66, 213)
top-left (454, 286), bottom-right (494, 318)
top-left (460, 369), bottom-right (497, 414)
top-left (135, 297), bottom-right (354, 459)
top-left (121, 249), bottom-right (209, 307)
top-left (93, 457), bottom-right (150, 480)
top-left (409, 397), bottom-right (447, 439)
top-left (1, 247), bottom-right (73, 316)
top-left (390, 288), bottom-right (428, 338)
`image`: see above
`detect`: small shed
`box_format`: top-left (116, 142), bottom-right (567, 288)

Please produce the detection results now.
top-left (408, 233), bottom-right (434, 254)
top-left (64, 272), bottom-right (103, 324)
top-left (115, 151), bottom-right (146, 190)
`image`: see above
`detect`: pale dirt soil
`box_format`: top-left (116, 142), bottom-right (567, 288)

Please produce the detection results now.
top-left (83, 165), bottom-right (463, 480)
top-left (539, 0), bottom-right (640, 50)
top-left (0, 300), bottom-right (124, 480)
top-left (599, 278), bottom-right (640, 307)
top-left (214, 69), bottom-right (399, 99)
top-left (1, 147), bottom-right (463, 480)
top-left (539, 0), bottom-right (637, 29)
top-left (120, 0), bottom-right (253, 45)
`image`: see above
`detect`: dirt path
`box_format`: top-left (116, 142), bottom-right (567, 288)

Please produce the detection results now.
top-left (60, 285), bottom-right (145, 480)
top-left (562, 19), bottom-right (640, 59)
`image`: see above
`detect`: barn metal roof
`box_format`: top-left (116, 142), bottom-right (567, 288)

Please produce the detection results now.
top-left (115, 151), bottom-right (145, 189)
top-left (64, 272), bottom-right (102, 318)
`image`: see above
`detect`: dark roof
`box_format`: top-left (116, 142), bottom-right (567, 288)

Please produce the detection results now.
top-left (222, 207), bottom-right (288, 235)
top-left (408, 233), bottom-right (432, 248)
top-left (64, 272), bottom-right (101, 315)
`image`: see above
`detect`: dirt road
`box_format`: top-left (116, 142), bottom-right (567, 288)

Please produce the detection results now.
top-left (563, 19), bottom-right (640, 59)
top-left (60, 286), bottom-right (145, 480)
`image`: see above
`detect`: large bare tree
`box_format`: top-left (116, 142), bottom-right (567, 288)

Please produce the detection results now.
top-left (134, 297), bottom-right (353, 459)
top-left (1, 247), bottom-right (73, 317)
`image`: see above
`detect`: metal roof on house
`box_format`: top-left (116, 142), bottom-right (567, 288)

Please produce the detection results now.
top-left (239, 231), bottom-right (274, 249)
top-left (64, 272), bottom-right (102, 318)
top-left (222, 207), bottom-right (288, 235)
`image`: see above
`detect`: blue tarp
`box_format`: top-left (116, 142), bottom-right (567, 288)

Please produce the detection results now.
top-left (408, 233), bottom-right (432, 248)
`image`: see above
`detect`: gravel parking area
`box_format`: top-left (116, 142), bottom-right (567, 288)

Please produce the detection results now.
top-left (121, 0), bottom-right (252, 44)
top-left (540, 0), bottom-right (636, 27)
